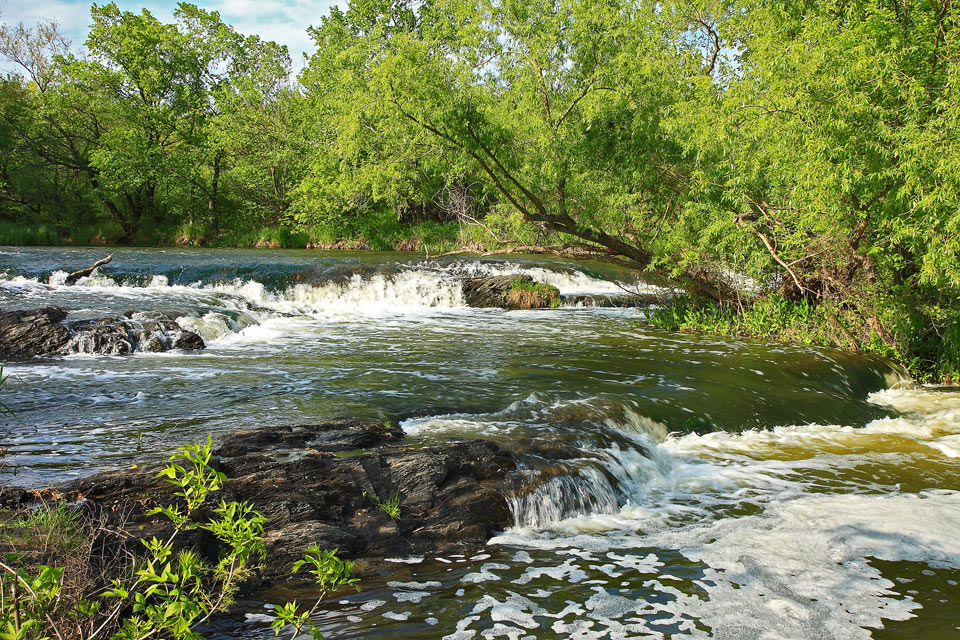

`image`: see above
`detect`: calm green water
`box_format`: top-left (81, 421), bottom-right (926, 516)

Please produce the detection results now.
top-left (2, 246), bottom-right (958, 640)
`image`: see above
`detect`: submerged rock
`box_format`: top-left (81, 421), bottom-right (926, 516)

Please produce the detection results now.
top-left (0, 307), bottom-right (205, 358)
top-left (54, 422), bottom-right (516, 586)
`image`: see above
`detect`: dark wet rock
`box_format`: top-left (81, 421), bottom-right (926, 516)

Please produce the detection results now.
top-left (214, 421), bottom-right (404, 457)
top-left (461, 274), bottom-right (559, 309)
top-left (563, 293), bottom-right (662, 308)
top-left (0, 307), bottom-right (204, 358)
top-left (0, 307), bottom-right (73, 359)
top-left (69, 312), bottom-right (205, 355)
top-left (56, 423), bottom-right (517, 586)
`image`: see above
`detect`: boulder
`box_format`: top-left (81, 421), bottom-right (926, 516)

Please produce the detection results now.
top-left (461, 274), bottom-right (560, 309)
top-left (0, 307), bottom-right (205, 359)
top-left (0, 307), bottom-right (72, 359)
top-left (55, 422), bottom-right (517, 586)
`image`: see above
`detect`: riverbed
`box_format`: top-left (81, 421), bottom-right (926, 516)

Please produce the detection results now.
top-left (2, 246), bottom-right (958, 640)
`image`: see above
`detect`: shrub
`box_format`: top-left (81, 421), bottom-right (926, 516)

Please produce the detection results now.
top-left (0, 437), bottom-right (356, 640)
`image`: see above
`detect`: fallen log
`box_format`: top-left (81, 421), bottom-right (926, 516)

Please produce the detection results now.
top-left (64, 254), bottom-right (113, 285)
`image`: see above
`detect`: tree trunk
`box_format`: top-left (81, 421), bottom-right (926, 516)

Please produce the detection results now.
top-left (208, 151), bottom-right (221, 235)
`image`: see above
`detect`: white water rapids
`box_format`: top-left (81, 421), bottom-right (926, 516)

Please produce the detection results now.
top-left (1, 247), bottom-right (957, 639)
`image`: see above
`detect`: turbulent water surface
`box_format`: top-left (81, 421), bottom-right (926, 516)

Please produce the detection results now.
top-left (2, 246), bottom-right (958, 640)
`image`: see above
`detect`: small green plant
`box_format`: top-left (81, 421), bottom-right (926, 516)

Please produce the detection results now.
top-left (362, 490), bottom-right (401, 520)
top-left (271, 545), bottom-right (360, 640)
top-left (4, 501), bottom-right (79, 536)
top-left (1, 437), bottom-right (267, 640)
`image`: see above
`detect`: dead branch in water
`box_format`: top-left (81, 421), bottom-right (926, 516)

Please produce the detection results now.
top-left (64, 254), bottom-right (113, 285)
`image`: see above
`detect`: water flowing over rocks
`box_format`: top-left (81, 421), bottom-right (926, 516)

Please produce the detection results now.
top-left (0, 306), bottom-right (204, 358)
top-left (460, 274), bottom-right (560, 309)
top-left (11, 421), bottom-right (518, 587)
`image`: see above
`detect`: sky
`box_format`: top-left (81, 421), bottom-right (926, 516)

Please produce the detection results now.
top-left (0, 0), bottom-right (338, 64)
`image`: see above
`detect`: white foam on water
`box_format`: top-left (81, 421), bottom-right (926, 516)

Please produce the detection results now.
top-left (652, 490), bottom-right (960, 639)
top-left (926, 434), bottom-right (960, 457)
top-left (470, 388), bottom-right (960, 639)
top-left (385, 556), bottom-right (425, 564)
top-left (462, 563), bottom-right (510, 584)
top-left (666, 387), bottom-right (960, 464)
top-left (393, 591), bottom-right (431, 604)
top-left (441, 261), bottom-right (661, 297)
top-left (243, 613), bottom-right (275, 624)
top-left (382, 611), bottom-right (411, 621)
top-left (387, 580), bottom-right (442, 590)
top-left (486, 492), bottom-right (960, 640)
top-left (359, 599), bottom-right (386, 612)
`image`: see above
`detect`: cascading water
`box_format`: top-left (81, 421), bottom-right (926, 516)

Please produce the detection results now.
top-left (2, 246), bottom-right (955, 640)
top-left (506, 409), bottom-right (679, 529)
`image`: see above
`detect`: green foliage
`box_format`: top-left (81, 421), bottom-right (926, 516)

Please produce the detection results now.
top-left (363, 490), bottom-right (401, 520)
top-left (0, 224), bottom-right (61, 247)
top-left (271, 545), bottom-right (359, 640)
top-left (0, 438), bottom-right (266, 640)
top-left (649, 293), bottom-right (960, 382)
top-left (0, 565), bottom-right (63, 640)
top-left (506, 278), bottom-right (562, 309)
top-left (2, 0), bottom-right (960, 378)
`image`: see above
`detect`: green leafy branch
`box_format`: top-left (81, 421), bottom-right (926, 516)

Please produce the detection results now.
top-left (270, 545), bottom-right (360, 640)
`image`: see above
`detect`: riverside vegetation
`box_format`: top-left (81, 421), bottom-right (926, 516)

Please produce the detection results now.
top-left (0, 439), bottom-right (358, 640)
top-left (0, 0), bottom-right (958, 375)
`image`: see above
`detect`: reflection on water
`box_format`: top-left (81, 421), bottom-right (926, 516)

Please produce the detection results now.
top-left (2, 246), bottom-right (959, 640)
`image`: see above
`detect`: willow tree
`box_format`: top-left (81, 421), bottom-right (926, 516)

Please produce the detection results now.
top-left (663, 0), bottom-right (960, 362)
top-left (299, 0), bottom-right (738, 293)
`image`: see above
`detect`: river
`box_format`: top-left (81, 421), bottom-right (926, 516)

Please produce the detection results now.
top-left (1, 246), bottom-right (959, 640)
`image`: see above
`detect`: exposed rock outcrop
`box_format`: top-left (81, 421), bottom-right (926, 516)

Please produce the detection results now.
top-left (0, 307), bottom-right (73, 359)
top-left (68, 312), bottom-right (204, 354)
top-left (0, 307), bottom-right (205, 359)
top-left (47, 421), bottom-right (516, 585)
top-left (461, 274), bottom-right (560, 310)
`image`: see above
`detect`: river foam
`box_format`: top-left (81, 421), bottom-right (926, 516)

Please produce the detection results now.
top-left (1, 260), bottom-right (639, 345)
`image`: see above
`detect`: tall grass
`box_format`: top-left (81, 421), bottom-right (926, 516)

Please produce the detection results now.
top-left (0, 222), bottom-right (62, 246)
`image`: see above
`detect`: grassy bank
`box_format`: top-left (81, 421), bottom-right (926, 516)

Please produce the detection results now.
top-left (0, 219), bottom-right (483, 254)
top-left (647, 296), bottom-right (960, 384)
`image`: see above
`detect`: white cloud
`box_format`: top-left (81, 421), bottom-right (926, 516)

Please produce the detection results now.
top-left (0, 0), bottom-right (337, 65)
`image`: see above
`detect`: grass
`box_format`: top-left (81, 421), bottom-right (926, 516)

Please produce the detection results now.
top-left (0, 501), bottom-right (88, 577)
top-left (647, 294), bottom-right (960, 383)
top-left (504, 277), bottom-right (562, 309)
top-left (0, 222), bottom-right (62, 246)
top-left (363, 490), bottom-right (401, 520)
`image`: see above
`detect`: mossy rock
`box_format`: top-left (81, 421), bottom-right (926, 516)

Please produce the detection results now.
top-left (461, 274), bottom-right (561, 309)
top-left (503, 277), bottom-right (561, 310)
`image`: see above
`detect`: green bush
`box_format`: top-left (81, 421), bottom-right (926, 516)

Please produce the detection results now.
top-left (0, 438), bottom-right (359, 640)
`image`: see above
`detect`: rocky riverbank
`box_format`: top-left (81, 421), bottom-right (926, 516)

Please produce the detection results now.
top-left (0, 420), bottom-right (517, 587)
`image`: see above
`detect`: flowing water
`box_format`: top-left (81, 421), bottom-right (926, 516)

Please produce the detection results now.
top-left (2, 246), bottom-right (959, 640)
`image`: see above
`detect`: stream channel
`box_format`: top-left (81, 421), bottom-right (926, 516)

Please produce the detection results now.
top-left (2, 246), bottom-right (959, 640)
